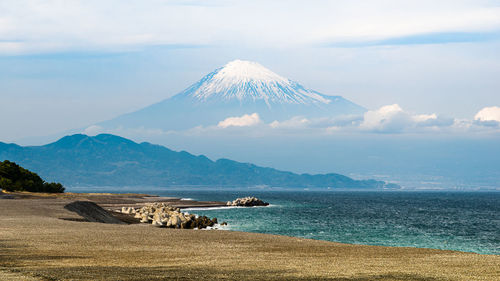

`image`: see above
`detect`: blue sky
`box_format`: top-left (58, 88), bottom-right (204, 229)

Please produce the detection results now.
top-left (1, 0), bottom-right (500, 142)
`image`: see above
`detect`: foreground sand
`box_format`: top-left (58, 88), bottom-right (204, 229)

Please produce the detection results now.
top-left (0, 194), bottom-right (499, 280)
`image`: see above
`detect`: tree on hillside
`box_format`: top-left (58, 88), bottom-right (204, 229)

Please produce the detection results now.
top-left (0, 160), bottom-right (65, 193)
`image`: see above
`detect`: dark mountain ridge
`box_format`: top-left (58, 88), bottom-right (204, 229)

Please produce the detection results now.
top-left (0, 134), bottom-right (396, 189)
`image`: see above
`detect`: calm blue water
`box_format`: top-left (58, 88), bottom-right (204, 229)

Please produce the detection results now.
top-left (71, 188), bottom-right (500, 255)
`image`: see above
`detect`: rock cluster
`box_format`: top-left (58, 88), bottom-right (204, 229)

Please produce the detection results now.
top-left (120, 203), bottom-right (218, 229)
top-left (226, 197), bottom-right (269, 207)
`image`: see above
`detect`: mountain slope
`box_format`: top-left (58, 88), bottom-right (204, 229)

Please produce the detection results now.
top-left (99, 60), bottom-right (365, 131)
top-left (0, 134), bottom-right (394, 189)
top-left (180, 60), bottom-right (331, 105)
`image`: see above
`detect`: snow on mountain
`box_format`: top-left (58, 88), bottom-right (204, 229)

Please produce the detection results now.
top-left (183, 60), bottom-right (330, 106)
top-left (98, 60), bottom-right (366, 131)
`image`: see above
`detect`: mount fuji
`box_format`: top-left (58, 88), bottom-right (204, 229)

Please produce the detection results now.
top-left (98, 60), bottom-right (365, 131)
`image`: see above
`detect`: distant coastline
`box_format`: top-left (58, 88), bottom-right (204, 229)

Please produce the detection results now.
top-left (0, 133), bottom-right (398, 189)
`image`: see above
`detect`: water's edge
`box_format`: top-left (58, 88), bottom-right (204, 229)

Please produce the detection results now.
top-left (70, 188), bottom-right (500, 255)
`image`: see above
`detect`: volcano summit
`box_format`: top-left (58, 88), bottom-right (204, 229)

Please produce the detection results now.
top-left (98, 60), bottom-right (365, 131)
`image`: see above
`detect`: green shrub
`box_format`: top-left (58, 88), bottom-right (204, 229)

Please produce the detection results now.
top-left (0, 160), bottom-right (65, 193)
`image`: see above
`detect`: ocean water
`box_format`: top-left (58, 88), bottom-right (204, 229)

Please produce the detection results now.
top-left (156, 190), bottom-right (500, 255)
top-left (70, 187), bottom-right (500, 255)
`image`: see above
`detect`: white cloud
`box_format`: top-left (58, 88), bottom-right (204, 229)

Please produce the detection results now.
top-left (474, 106), bottom-right (500, 123)
top-left (269, 115), bottom-right (365, 132)
top-left (360, 104), bottom-right (409, 132)
top-left (412, 113), bottom-right (437, 123)
top-left (1, 1), bottom-right (500, 54)
top-left (83, 107), bottom-right (500, 140)
top-left (217, 113), bottom-right (262, 128)
top-left (78, 106), bottom-right (500, 139)
top-left (414, 114), bottom-right (454, 127)
top-left (264, 104), bottom-right (454, 134)
top-left (357, 104), bottom-right (457, 133)
top-left (270, 117), bottom-right (310, 129)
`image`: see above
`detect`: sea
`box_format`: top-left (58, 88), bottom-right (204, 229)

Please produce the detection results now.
top-left (71, 188), bottom-right (500, 255)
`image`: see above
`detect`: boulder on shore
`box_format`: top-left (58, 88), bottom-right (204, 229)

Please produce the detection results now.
top-left (120, 202), bottom-right (219, 229)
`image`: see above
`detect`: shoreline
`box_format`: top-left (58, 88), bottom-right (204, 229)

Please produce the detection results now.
top-left (3, 190), bottom-right (498, 255)
top-left (1, 191), bottom-right (499, 280)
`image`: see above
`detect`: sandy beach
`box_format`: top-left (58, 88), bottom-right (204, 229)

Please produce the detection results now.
top-left (0, 192), bottom-right (499, 280)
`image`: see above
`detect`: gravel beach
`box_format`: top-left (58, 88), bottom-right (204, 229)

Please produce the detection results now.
top-left (0, 192), bottom-right (498, 280)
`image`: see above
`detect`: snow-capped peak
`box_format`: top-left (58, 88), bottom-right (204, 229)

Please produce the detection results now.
top-left (182, 59), bottom-right (331, 106)
top-left (213, 60), bottom-right (289, 84)
top-left (100, 60), bottom-right (367, 131)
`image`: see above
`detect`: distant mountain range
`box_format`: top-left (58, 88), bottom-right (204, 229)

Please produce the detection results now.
top-left (0, 134), bottom-right (397, 189)
top-left (97, 60), bottom-right (365, 131)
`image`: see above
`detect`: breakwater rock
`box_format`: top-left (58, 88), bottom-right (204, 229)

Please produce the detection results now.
top-left (120, 202), bottom-right (218, 229)
top-left (227, 197), bottom-right (269, 207)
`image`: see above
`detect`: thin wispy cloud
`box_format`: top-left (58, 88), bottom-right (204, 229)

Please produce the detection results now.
top-left (1, 0), bottom-right (500, 54)
top-left (323, 31), bottom-right (500, 47)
